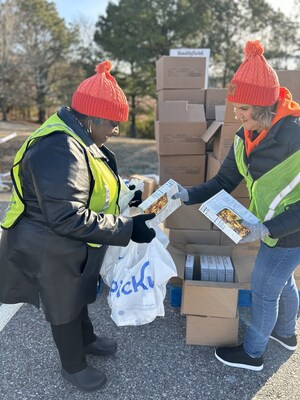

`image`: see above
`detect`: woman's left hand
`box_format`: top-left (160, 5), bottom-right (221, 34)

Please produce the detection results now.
top-left (239, 221), bottom-right (270, 243)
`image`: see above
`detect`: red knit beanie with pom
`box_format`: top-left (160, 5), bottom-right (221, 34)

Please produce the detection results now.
top-left (227, 40), bottom-right (280, 106)
top-left (71, 60), bottom-right (129, 122)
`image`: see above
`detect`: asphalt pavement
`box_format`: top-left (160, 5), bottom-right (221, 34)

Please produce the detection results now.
top-left (1, 196), bottom-right (300, 400)
top-left (1, 285), bottom-right (300, 400)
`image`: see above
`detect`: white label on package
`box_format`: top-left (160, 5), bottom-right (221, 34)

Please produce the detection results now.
top-left (199, 189), bottom-right (259, 243)
top-left (138, 179), bottom-right (181, 228)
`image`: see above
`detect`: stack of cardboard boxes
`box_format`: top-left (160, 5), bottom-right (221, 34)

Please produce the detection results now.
top-left (155, 56), bottom-right (208, 187)
top-left (155, 57), bottom-right (300, 347)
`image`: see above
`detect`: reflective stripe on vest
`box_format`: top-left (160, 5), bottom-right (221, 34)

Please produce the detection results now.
top-left (234, 135), bottom-right (300, 247)
top-left (1, 114), bottom-right (119, 248)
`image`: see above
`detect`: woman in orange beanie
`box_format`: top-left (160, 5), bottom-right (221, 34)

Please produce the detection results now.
top-left (0, 60), bottom-right (156, 392)
top-left (174, 40), bottom-right (300, 371)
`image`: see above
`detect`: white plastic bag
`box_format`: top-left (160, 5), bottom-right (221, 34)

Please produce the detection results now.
top-left (107, 237), bottom-right (177, 326)
top-left (100, 224), bottom-right (169, 286)
top-left (118, 178), bottom-right (144, 213)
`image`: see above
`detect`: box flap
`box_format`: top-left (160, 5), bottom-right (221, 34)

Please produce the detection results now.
top-left (201, 121), bottom-right (223, 143)
top-left (186, 244), bottom-right (233, 256)
top-left (167, 244), bottom-right (186, 279)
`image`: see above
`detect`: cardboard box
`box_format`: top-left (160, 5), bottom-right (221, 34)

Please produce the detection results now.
top-left (159, 154), bottom-right (206, 186)
top-left (182, 280), bottom-right (240, 318)
top-left (205, 88), bottom-right (227, 119)
top-left (167, 228), bottom-right (220, 247)
top-left (155, 121), bottom-right (206, 155)
top-left (181, 244), bottom-right (257, 318)
top-left (157, 88), bottom-right (206, 104)
top-left (157, 101), bottom-right (206, 123)
top-left (213, 123), bottom-right (239, 162)
top-left (205, 152), bottom-right (248, 198)
top-left (231, 244), bottom-right (258, 284)
top-left (276, 70), bottom-right (300, 103)
top-left (156, 56), bottom-right (207, 90)
top-left (164, 203), bottom-right (212, 230)
top-left (199, 189), bottom-right (259, 243)
top-left (185, 313), bottom-right (239, 346)
top-left (171, 242), bottom-right (257, 283)
top-left (215, 105), bottom-right (225, 122)
top-left (138, 179), bottom-right (181, 228)
top-left (129, 174), bottom-right (158, 200)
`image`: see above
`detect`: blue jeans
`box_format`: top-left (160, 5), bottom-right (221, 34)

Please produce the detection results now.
top-left (243, 242), bottom-right (300, 358)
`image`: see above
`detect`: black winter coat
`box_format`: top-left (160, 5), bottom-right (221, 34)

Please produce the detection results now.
top-left (186, 114), bottom-right (300, 248)
top-left (0, 107), bottom-right (133, 324)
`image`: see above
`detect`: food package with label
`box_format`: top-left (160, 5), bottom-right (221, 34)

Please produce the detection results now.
top-left (199, 189), bottom-right (259, 243)
top-left (138, 179), bottom-right (181, 228)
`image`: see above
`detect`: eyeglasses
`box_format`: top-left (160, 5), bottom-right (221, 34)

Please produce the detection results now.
top-left (110, 121), bottom-right (120, 136)
top-left (110, 121), bottom-right (119, 129)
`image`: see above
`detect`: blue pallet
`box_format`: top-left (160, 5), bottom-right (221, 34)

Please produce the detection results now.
top-left (169, 286), bottom-right (300, 309)
top-left (238, 289), bottom-right (252, 307)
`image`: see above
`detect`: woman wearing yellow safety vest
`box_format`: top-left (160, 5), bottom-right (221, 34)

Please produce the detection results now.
top-left (173, 40), bottom-right (300, 371)
top-left (0, 61), bottom-right (156, 393)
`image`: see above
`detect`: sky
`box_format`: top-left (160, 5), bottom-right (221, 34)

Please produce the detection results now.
top-left (53, 0), bottom-right (112, 24)
top-left (52, 0), bottom-right (294, 24)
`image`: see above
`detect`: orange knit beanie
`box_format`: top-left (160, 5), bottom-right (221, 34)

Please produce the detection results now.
top-left (71, 60), bottom-right (129, 122)
top-left (227, 40), bottom-right (280, 106)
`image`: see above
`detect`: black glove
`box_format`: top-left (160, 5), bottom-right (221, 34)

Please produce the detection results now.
top-left (128, 189), bottom-right (143, 208)
top-left (131, 213), bottom-right (156, 243)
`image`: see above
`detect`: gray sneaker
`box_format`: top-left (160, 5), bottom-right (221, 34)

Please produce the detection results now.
top-left (270, 331), bottom-right (297, 351)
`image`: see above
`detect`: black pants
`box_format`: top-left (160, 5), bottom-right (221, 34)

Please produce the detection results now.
top-left (51, 306), bottom-right (96, 373)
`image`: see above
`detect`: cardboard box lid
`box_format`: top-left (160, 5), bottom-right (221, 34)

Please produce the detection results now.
top-left (200, 121), bottom-right (223, 143)
top-left (167, 244), bottom-right (186, 279)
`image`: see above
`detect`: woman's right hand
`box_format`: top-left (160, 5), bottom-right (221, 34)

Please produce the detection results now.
top-left (172, 184), bottom-right (189, 202)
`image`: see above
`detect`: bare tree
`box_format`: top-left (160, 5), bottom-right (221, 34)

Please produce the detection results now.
top-left (0, 0), bottom-right (21, 120)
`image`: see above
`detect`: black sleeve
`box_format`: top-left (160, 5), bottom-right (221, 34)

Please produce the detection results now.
top-left (186, 144), bottom-right (244, 205)
top-left (264, 200), bottom-right (300, 239)
top-left (23, 132), bottom-right (132, 246)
